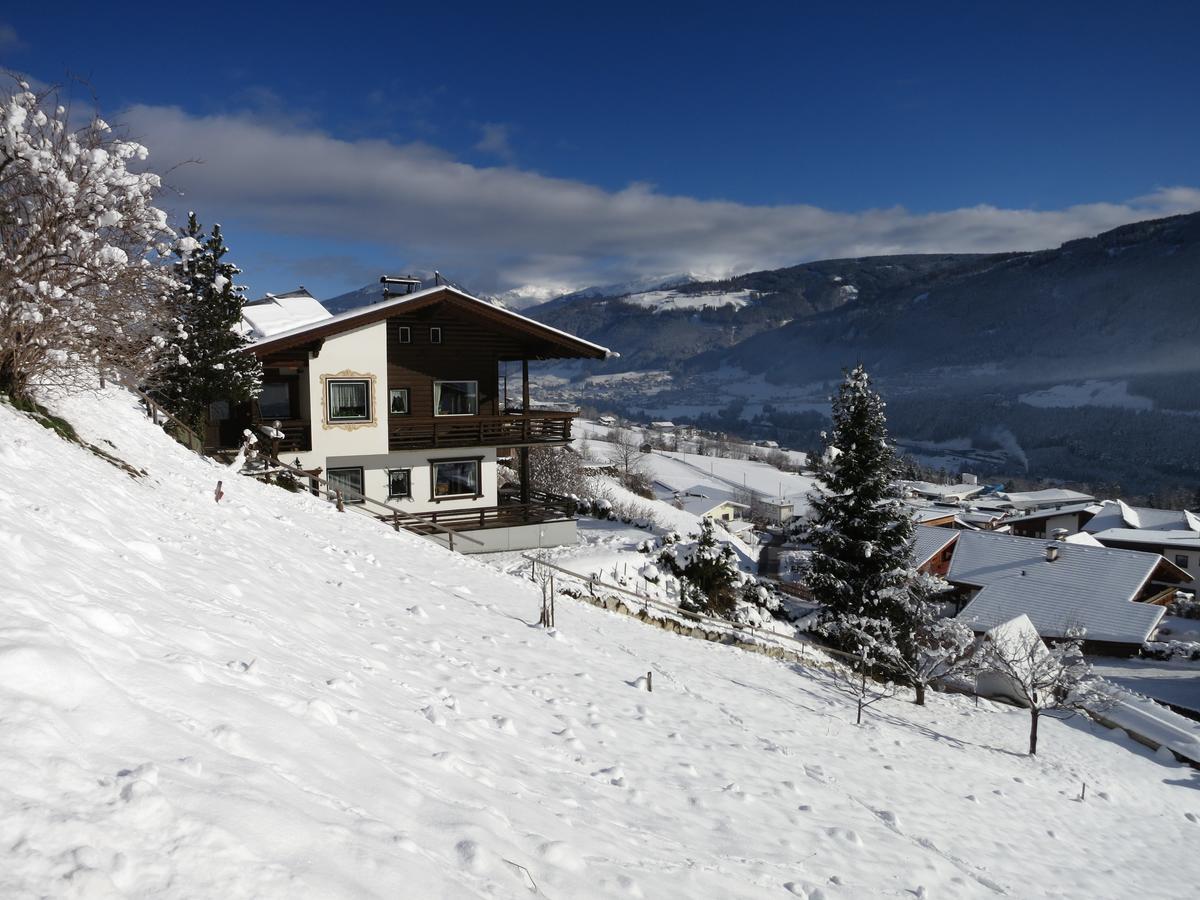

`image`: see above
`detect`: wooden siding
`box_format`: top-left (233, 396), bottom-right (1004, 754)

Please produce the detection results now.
top-left (386, 303), bottom-right (546, 419)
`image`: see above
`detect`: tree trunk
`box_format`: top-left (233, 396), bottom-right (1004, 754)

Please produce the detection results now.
top-left (914, 681), bottom-right (926, 706)
top-left (1028, 707), bottom-right (1039, 755)
top-left (856, 670), bottom-right (865, 724)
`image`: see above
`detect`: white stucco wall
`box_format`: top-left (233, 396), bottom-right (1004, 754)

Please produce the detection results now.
top-left (303, 321), bottom-right (390, 461)
top-left (321, 448), bottom-right (499, 514)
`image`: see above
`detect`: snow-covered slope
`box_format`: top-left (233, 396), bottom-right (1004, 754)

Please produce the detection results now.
top-left (3, 388), bottom-right (1200, 898)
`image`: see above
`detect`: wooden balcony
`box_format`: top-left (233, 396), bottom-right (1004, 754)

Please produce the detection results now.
top-left (389, 411), bottom-right (574, 451)
top-left (393, 496), bottom-right (576, 535)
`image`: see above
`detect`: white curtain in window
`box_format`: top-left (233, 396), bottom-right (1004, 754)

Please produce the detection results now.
top-left (330, 381), bottom-right (367, 419)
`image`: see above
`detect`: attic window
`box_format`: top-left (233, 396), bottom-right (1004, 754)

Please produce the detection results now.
top-left (430, 327), bottom-right (442, 344)
top-left (398, 325), bottom-right (411, 344)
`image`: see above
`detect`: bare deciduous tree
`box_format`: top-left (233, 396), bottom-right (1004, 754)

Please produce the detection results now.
top-left (978, 616), bottom-right (1105, 755)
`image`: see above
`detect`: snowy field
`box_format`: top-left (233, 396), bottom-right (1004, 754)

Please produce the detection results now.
top-left (1018, 380), bottom-right (1154, 411)
top-left (2, 387), bottom-right (1200, 898)
top-left (623, 288), bottom-right (755, 313)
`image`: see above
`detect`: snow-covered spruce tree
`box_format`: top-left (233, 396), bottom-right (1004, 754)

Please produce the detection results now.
top-left (153, 213), bottom-right (261, 433)
top-left (658, 518), bottom-right (741, 618)
top-left (888, 574), bottom-right (976, 705)
top-left (802, 365), bottom-right (925, 690)
top-left (0, 78), bottom-right (177, 403)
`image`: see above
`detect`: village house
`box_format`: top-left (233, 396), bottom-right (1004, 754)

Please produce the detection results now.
top-left (1001, 501), bottom-right (1102, 539)
top-left (948, 530), bottom-right (1192, 655)
top-left (215, 281), bottom-right (612, 552)
top-left (1083, 500), bottom-right (1200, 592)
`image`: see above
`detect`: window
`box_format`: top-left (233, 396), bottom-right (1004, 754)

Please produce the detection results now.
top-left (398, 325), bottom-right (411, 344)
top-left (434, 380), bottom-right (478, 416)
top-left (387, 468), bottom-right (412, 499)
top-left (259, 382), bottom-right (292, 419)
top-left (1175, 554), bottom-right (1190, 569)
top-left (432, 458), bottom-right (480, 499)
top-left (389, 388), bottom-right (410, 415)
top-left (327, 379), bottom-right (370, 421)
top-left (208, 400), bottom-right (230, 422)
top-left (430, 327), bottom-right (442, 344)
top-left (327, 467), bottom-right (365, 503)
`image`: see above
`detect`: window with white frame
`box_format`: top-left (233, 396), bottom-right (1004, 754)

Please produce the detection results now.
top-left (430, 326), bottom-right (442, 344)
top-left (327, 467), bottom-right (365, 503)
top-left (398, 325), bottom-right (411, 344)
top-left (433, 380), bottom-right (478, 416)
top-left (327, 379), bottom-right (370, 422)
top-left (389, 388), bottom-right (409, 415)
top-left (431, 458), bottom-right (480, 498)
top-left (387, 468), bottom-right (412, 499)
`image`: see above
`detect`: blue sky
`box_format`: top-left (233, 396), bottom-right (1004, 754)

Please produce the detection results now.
top-left (4, 2), bottom-right (1199, 301)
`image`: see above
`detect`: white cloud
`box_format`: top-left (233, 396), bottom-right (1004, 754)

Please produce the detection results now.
top-left (0, 22), bottom-right (21, 52)
top-left (121, 103), bottom-right (1200, 296)
top-left (474, 122), bottom-right (515, 162)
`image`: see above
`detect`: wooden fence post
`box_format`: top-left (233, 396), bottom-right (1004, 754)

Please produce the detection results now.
top-left (647, 671), bottom-right (653, 692)
top-left (335, 490), bottom-right (345, 513)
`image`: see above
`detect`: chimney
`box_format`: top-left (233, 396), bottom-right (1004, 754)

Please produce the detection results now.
top-left (1045, 544), bottom-right (1060, 563)
top-left (1051, 528), bottom-right (1070, 542)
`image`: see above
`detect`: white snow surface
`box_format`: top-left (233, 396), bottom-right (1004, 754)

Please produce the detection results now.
top-left (3, 387), bottom-right (1200, 897)
top-left (623, 288), bottom-right (755, 313)
top-left (1018, 380), bottom-right (1153, 411)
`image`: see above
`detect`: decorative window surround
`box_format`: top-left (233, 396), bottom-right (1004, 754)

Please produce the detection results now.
top-left (320, 370), bottom-right (377, 431)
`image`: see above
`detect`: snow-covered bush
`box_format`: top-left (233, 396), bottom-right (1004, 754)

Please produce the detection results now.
top-left (0, 78), bottom-right (178, 401)
top-left (658, 518), bottom-right (742, 618)
top-left (1166, 592), bottom-right (1200, 620)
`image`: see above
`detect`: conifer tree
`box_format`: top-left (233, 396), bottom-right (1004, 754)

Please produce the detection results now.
top-left (659, 518), bottom-right (741, 617)
top-left (156, 213), bottom-right (261, 433)
top-left (803, 365), bottom-right (922, 678)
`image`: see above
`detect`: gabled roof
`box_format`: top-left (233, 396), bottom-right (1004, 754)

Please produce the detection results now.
top-left (247, 285), bottom-right (612, 361)
top-left (672, 485), bottom-right (749, 518)
top-left (951, 530), bottom-right (1185, 645)
top-left (911, 525), bottom-right (958, 568)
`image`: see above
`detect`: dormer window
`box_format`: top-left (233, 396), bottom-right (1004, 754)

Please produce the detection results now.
top-left (430, 327), bottom-right (442, 344)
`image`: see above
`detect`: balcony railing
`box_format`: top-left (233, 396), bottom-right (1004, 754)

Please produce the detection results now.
top-left (389, 411), bottom-right (574, 451)
top-left (395, 496), bottom-right (577, 534)
top-left (253, 417), bottom-right (312, 453)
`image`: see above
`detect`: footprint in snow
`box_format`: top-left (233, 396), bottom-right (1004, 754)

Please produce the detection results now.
top-left (824, 827), bottom-right (863, 847)
top-left (1185, 812), bottom-right (1198, 824)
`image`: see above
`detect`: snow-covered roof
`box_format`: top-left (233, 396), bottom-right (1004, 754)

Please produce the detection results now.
top-left (1090, 528), bottom-right (1200, 551)
top-left (1084, 500), bottom-right (1200, 534)
top-left (982, 614), bottom-right (1052, 663)
top-left (903, 481), bottom-right (986, 502)
top-left (998, 502), bottom-right (1102, 526)
top-left (249, 284), bottom-right (613, 359)
top-left (670, 485), bottom-right (749, 518)
top-left (911, 525), bottom-right (957, 568)
top-left (995, 488), bottom-right (1096, 511)
top-left (239, 288), bottom-right (333, 339)
top-left (952, 531), bottom-right (1176, 644)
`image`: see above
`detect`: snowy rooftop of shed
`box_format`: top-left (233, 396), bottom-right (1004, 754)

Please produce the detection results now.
top-left (995, 488), bottom-right (1096, 510)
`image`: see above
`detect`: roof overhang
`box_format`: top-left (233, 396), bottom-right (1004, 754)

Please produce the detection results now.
top-left (247, 285), bottom-right (611, 361)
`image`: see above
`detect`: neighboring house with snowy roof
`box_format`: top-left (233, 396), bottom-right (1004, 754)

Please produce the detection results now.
top-left (215, 281), bottom-right (612, 552)
top-left (239, 287), bottom-right (333, 340)
top-left (903, 480), bottom-right (986, 503)
top-left (993, 488), bottom-right (1096, 511)
top-left (1003, 502), bottom-right (1103, 540)
top-left (1084, 501), bottom-right (1200, 589)
top-left (911, 525), bottom-right (959, 576)
top-left (669, 485), bottom-right (749, 522)
top-left (950, 530), bottom-right (1192, 654)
